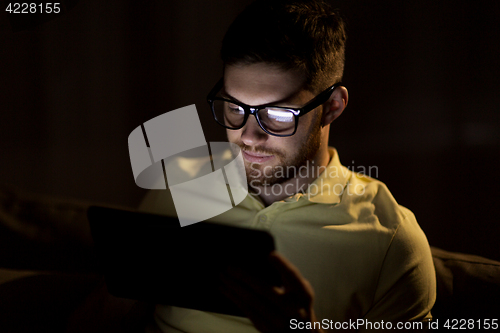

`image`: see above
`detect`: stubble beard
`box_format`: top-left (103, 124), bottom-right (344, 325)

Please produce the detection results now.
top-left (231, 117), bottom-right (323, 189)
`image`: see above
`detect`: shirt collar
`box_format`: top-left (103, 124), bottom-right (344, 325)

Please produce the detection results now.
top-left (301, 148), bottom-right (351, 204)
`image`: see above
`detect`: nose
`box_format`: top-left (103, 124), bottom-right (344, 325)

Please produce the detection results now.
top-left (240, 115), bottom-right (268, 147)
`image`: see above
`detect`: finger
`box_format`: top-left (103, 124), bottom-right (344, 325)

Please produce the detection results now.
top-left (223, 267), bottom-right (284, 306)
top-left (224, 254), bottom-right (316, 321)
top-left (222, 269), bottom-right (311, 323)
top-left (269, 252), bottom-right (314, 298)
top-left (220, 273), bottom-right (288, 332)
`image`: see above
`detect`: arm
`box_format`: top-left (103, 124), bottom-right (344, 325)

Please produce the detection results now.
top-left (361, 207), bottom-right (436, 327)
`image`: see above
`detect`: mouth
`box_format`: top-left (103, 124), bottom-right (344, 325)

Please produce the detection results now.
top-left (242, 150), bottom-right (274, 163)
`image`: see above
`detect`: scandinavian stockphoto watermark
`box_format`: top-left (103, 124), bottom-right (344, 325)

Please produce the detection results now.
top-left (246, 159), bottom-right (378, 198)
top-left (127, 104), bottom-right (248, 227)
top-left (249, 159), bottom-right (378, 182)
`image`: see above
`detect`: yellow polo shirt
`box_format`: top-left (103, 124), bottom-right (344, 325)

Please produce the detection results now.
top-left (139, 148), bottom-right (436, 332)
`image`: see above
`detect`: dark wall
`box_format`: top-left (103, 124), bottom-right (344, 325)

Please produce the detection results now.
top-left (1, 0), bottom-right (499, 260)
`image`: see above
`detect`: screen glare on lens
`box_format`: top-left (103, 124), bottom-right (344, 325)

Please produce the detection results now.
top-left (266, 109), bottom-right (294, 123)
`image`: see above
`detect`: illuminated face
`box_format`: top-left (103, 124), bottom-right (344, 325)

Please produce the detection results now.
top-left (223, 63), bottom-right (324, 187)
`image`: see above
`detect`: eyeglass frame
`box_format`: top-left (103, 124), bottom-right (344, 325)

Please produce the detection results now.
top-left (207, 78), bottom-right (343, 137)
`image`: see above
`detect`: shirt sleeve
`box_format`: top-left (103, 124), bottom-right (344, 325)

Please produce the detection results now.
top-left (361, 206), bottom-right (436, 325)
top-left (137, 188), bottom-right (177, 217)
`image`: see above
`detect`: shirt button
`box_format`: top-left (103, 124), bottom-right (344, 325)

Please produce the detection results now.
top-left (259, 215), bottom-right (267, 222)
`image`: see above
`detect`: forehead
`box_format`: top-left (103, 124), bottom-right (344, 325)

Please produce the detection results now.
top-left (223, 63), bottom-right (311, 107)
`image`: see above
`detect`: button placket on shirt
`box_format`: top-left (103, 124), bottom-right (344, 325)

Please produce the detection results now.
top-left (256, 213), bottom-right (270, 229)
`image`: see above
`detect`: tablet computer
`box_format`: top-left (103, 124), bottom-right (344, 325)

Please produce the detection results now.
top-left (87, 205), bottom-right (276, 317)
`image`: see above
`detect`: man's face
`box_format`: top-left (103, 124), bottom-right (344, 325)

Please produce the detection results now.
top-left (223, 63), bottom-right (324, 187)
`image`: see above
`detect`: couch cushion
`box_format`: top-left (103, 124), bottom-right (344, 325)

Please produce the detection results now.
top-left (0, 271), bottom-right (102, 333)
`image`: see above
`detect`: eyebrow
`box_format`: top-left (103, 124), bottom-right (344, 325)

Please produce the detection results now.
top-left (220, 89), bottom-right (302, 108)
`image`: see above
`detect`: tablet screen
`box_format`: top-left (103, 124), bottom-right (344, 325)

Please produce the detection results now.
top-left (88, 206), bottom-right (276, 316)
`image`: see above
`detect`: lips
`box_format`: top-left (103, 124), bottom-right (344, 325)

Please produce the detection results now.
top-left (242, 150), bottom-right (274, 163)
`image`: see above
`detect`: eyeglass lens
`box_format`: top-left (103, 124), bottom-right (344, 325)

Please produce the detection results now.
top-left (212, 100), bottom-right (296, 135)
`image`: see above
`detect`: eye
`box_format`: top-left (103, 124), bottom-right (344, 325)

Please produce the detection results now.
top-left (228, 103), bottom-right (245, 114)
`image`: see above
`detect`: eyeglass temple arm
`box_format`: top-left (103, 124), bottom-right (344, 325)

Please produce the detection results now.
top-left (297, 82), bottom-right (342, 117)
top-left (207, 78), bottom-right (224, 101)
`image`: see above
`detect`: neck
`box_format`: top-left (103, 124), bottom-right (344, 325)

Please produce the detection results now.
top-left (253, 144), bottom-right (331, 207)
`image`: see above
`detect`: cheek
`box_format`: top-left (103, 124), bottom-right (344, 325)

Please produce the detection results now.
top-left (272, 137), bottom-right (299, 159)
top-left (226, 129), bottom-right (239, 142)
top-left (298, 112), bottom-right (317, 130)
top-left (285, 116), bottom-right (318, 150)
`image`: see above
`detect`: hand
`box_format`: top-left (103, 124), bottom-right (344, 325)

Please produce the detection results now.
top-left (220, 251), bottom-right (323, 333)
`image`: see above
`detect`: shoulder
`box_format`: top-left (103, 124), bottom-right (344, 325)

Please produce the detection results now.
top-left (344, 175), bottom-right (436, 322)
top-left (345, 173), bottom-right (432, 264)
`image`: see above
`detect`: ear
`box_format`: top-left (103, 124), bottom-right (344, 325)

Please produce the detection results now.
top-left (321, 86), bottom-right (348, 127)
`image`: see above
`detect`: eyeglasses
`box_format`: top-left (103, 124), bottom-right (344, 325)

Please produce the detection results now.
top-left (207, 79), bottom-right (342, 137)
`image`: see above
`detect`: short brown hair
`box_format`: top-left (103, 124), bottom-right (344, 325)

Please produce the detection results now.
top-left (221, 0), bottom-right (346, 93)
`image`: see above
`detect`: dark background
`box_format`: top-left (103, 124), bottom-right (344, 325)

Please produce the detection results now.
top-left (1, 0), bottom-right (499, 260)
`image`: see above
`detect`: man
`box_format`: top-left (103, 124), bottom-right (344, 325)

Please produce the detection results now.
top-left (140, 0), bottom-right (436, 332)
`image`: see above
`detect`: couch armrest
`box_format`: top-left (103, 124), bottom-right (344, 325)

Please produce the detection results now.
top-left (0, 270), bottom-right (102, 332)
top-left (0, 186), bottom-right (96, 272)
top-left (431, 246), bottom-right (500, 319)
